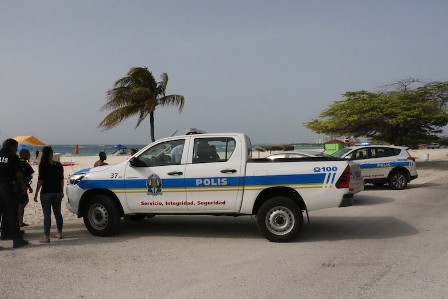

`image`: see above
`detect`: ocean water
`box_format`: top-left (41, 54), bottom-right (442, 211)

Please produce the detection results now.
top-left (33, 144), bottom-right (147, 157)
top-left (28, 143), bottom-right (324, 157)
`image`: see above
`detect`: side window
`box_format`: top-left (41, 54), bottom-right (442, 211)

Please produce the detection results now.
top-left (391, 148), bottom-right (401, 156)
top-left (353, 148), bottom-right (368, 160)
top-left (379, 148), bottom-right (391, 157)
top-left (137, 139), bottom-right (185, 167)
top-left (370, 148), bottom-right (382, 158)
top-left (193, 138), bottom-right (236, 164)
top-left (373, 147), bottom-right (400, 158)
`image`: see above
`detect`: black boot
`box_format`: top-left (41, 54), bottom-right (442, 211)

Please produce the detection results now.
top-left (13, 239), bottom-right (29, 249)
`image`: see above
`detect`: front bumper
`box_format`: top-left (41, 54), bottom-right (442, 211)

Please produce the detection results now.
top-left (65, 185), bottom-right (84, 215)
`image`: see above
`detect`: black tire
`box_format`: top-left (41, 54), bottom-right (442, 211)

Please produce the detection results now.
top-left (124, 214), bottom-right (147, 221)
top-left (256, 197), bottom-right (303, 242)
top-left (388, 170), bottom-right (408, 190)
top-left (83, 194), bottom-right (121, 236)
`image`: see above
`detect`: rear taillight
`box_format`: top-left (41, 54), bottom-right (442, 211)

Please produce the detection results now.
top-left (407, 156), bottom-right (415, 161)
top-left (336, 165), bottom-right (351, 189)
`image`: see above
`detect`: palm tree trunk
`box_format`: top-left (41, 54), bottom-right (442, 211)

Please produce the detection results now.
top-left (150, 111), bottom-right (155, 142)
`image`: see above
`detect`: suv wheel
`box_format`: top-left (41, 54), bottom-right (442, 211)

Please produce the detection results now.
top-left (388, 170), bottom-right (408, 190)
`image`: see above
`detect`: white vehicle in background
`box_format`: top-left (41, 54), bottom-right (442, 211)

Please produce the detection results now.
top-left (266, 150), bottom-right (330, 160)
top-left (427, 143), bottom-right (441, 149)
top-left (66, 133), bottom-right (364, 242)
top-left (332, 145), bottom-right (418, 190)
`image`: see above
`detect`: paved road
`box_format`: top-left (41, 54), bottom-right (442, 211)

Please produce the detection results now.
top-left (1, 177), bottom-right (448, 298)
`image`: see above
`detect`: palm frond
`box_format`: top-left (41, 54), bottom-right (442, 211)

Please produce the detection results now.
top-left (158, 73), bottom-right (169, 96)
top-left (101, 86), bottom-right (157, 112)
top-left (158, 94), bottom-right (185, 112)
top-left (113, 67), bottom-right (158, 90)
top-left (136, 110), bottom-right (151, 127)
top-left (101, 87), bottom-right (132, 111)
top-left (98, 105), bottom-right (142, 130)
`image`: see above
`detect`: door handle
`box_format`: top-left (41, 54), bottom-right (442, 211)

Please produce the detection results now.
top-left (220, 169), bottom-right (237, 173)
top-left (167, 171), bottom-right (183, 176)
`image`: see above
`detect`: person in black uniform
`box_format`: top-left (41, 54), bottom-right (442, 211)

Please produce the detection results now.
top-left (18, 149), bottom-right (34, 227)
top-left (0, 138), bottom-right (29, 248)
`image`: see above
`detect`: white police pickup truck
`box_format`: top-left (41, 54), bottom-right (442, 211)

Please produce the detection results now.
top-left (66, 133), bottom-right (363, 242)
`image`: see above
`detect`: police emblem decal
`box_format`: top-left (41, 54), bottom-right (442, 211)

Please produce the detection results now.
top-left (146, 174), bottom-right (163, 196)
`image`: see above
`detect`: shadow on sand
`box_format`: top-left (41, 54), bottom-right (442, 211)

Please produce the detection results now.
top-left (353, 194), bottom-right (394, 206)
top-left (18, 212), bottom-right (419, 247)
top-left (300, 216), bottom-right (419, 242)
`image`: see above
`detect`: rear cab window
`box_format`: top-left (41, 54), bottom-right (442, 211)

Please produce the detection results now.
top-left (192, 137), bottom-right (236, 164)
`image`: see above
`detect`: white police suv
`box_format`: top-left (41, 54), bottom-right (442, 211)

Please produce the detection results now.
top-left (332, 145), bottom-right (418, 190)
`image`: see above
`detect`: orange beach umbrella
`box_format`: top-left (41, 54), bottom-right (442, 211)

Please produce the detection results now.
top-left (13, 135), bottom-right (46, 146)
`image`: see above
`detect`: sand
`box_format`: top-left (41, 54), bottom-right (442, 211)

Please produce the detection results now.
top-left (20, 149), bottom-right (448, 233)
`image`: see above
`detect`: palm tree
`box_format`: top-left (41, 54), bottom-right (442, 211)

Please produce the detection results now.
top-left (99, 67), bottom-right (185, 142)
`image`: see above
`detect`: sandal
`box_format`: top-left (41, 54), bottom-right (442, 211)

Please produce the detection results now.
top-left (39, 237), bottom-right (50, 243)
top-left (54, 233), bottom-right (63, 239)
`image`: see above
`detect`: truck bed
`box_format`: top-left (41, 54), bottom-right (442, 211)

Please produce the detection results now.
top-left (249, 157), bottom-right (345, 163)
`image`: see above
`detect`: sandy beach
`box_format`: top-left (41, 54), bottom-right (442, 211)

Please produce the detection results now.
top-left (17, 148), bottom-right (448, 232)
top-left (1, 148), bottom-right (447, 299)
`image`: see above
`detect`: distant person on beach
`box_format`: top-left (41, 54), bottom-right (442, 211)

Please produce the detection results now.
top-left (34, 146), bottom-right (64, 243)
top-left (35, 149), bottom-right (39, 159)
top-left (0, 138), bottom-right (29, 249)
top-left (18, 149), bottom-right (34, 227)
top-left (94, 152), bottom-right (108, 167)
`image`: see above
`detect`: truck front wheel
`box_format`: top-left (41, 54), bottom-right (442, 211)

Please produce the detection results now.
top-left (83, 195), bottom-right (121, 236)
top-left (256, 197), bottom-right (303, 242)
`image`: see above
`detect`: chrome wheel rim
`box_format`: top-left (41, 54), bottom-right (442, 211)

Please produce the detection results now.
top-left (265, 206), bottom-right (295, 236)
top-left (88, 203), bottom-right (109, 230)
top-left (392, 173), bottom-right (406, 188)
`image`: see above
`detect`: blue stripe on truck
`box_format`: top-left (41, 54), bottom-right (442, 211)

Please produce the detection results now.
top-left (77, 173), bottom-right (328, 190)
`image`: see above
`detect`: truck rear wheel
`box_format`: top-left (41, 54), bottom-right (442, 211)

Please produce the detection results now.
top-left (256, 197), bottom-right (303, 242)
top-left (84, 194), bottom-right (121, 236)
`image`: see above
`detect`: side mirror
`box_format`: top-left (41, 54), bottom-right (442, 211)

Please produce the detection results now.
top-left (129, 157), bottom-right (138, 167)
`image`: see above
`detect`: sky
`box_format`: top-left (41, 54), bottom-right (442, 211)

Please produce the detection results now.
top-left (1, 1), bottom-right (447, 145)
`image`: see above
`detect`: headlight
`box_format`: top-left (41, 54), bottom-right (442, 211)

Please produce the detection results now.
top-left (69, 174), bottom-right (85, 185)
